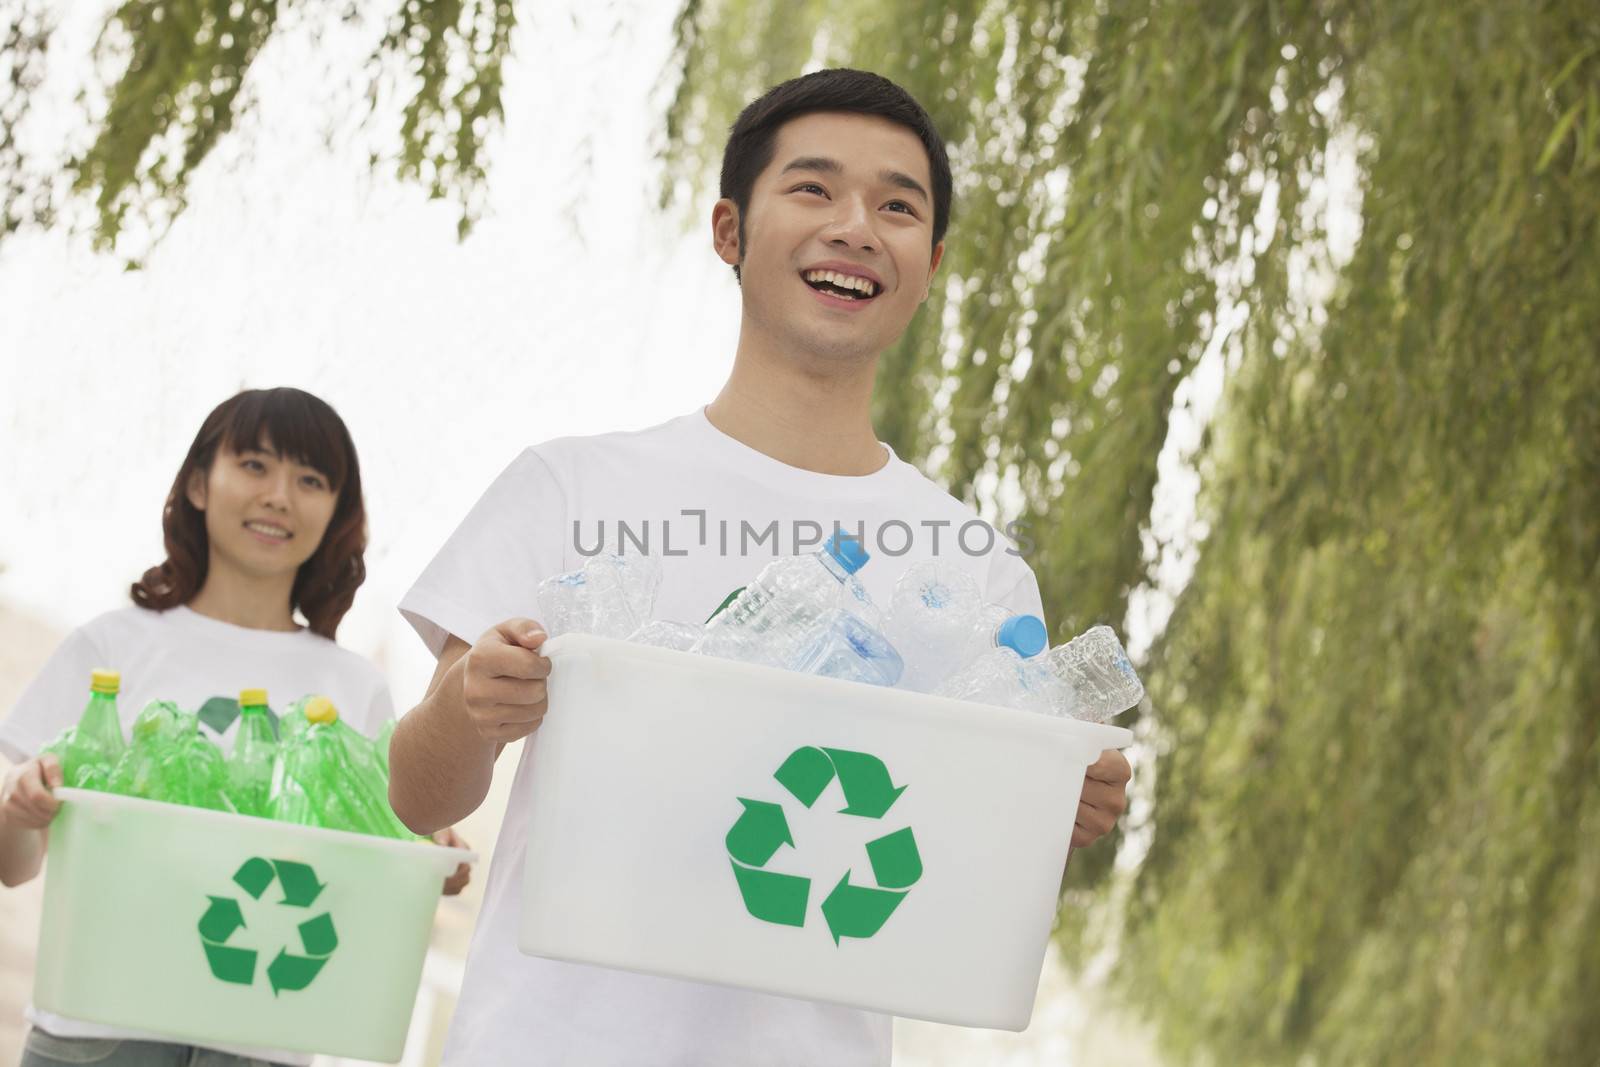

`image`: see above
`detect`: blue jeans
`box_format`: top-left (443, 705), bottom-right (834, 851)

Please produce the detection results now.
top-left (18, 1029), bottom-right (286, 1067)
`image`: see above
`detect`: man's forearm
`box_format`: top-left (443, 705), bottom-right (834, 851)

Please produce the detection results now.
top-left (0, 818), bottom-right (46, 888)
top-left (388, 652), bottom-right (499, 836)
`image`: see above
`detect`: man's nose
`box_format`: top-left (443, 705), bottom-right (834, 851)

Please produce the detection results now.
top-left (821, 195), bottom-right (880, 253)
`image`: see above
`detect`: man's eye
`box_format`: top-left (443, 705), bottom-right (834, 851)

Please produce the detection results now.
top-left (886, 201), bottom-right (916, 215)
top-left (794, 183), bottom-right (827, 196)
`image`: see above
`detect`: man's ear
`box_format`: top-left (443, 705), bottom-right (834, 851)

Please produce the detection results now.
top-left (921, 241), bottom-right (946, 301)
top-left (712, 199), bottom-right (742, 267)
top-left (185, 467), bottom-right (208, 511)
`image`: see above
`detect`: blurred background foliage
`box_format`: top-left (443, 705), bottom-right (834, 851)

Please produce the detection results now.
top-left (2, 1), bottom-right (1597, 1063)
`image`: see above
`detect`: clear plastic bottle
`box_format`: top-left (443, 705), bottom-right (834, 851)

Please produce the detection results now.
top-left (693, 531), bottom-right (878, 668)
top-left (537, 553), bottom-right (662, 639)
top-left (884, 562), bottom-right (1050, 692)
top-left (224, 688), bottom-right (278, 817)
top-left (1045, 625), bottom-right (1145, 723)
top-left (933, 647), bottom-right (1071, 714)
top-left (885, 561), bottom-right (982, 691)
top-left (626, 619), bottom-right (703, 652)
top-left (792, 609), bottom-right (904, 687)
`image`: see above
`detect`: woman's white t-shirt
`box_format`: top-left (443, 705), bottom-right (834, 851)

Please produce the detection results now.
top-left (399, 409), bottom-right (1047, 1067)
top-left (0, 603), bottom-right (395, 1066)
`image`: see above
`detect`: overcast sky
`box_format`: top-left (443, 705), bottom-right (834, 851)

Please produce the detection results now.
top-left (2, 0), bottom-right (745, 703)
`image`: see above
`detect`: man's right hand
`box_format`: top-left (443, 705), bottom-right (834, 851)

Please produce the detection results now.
top-left (460, 618), bottom-right (552, 744)
top-left (0, 754), bottom-right (64, 831)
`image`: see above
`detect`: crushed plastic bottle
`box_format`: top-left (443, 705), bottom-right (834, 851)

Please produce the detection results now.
top-left (1045, 625), bottom-right (1145, 723)
top-left (290, 697), bottom-right (412, 839)
top-left (223, 688), bottom-right (278, 817)
top-left (693, 531), bottom-right (879, 668)
top-left (105, 700), bottom-right (186, 800)
top-left (933, 647), bottom-right (1070, 714)
top-left (626, 619), bottom-right (704, 651)
top-left (792, 609), bottom-right (904, 687)
top-left (43, 669), bottom-right (126, 791)
top-left (159, 711), bottom-right (232, 812)
top-left (537, 553), bottom-right (662, 639)
top-left (884, 561), bottom-right (982, 691)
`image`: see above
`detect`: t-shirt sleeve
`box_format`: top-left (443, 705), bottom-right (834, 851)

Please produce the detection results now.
top-left (0, 626), bottom-right (109, 764)
top-left (986, 548), bottom-right (1048, 632)
top-left (398, 448), bottom-right (569, 658)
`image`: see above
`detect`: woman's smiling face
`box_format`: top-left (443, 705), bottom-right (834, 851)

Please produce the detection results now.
top-left (187, 436), bottom-right (338, 582)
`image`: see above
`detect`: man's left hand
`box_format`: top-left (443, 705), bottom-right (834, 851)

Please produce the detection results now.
top-left (1072, 749), bottom-right (1131, 849)
top-left (432, 827), bottom-right (473, 895)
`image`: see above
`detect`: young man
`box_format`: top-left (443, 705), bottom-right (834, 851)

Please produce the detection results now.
top-left (390, 68), bottom-right (1132, 1066)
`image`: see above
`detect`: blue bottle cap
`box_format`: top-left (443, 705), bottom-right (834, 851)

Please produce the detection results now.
top-left (997, 614), bottom-right (1048, 658)
top-left (824, 530), bottom-right (870, 574)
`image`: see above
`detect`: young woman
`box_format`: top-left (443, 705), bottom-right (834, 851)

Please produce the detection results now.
top-left (0, 387), bottom-right (467, 1067)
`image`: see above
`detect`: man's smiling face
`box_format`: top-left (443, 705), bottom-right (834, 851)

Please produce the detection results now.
top-left (716, 110), bottom-right (946, 366)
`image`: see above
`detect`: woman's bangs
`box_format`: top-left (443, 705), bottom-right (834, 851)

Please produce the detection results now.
top-left (218, 390), bottom-right (351, 491)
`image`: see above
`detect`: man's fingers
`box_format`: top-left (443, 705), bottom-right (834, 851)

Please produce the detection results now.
top-left (1086, 748), bottom-right (1132, 785)
top-left (1079, 779), bottom-right (1128, 817)
top-left (465, 674), bottom-right (548, 709)
top-left (471, 641), bottom-right (551, 682)
top-left (491, 618), bottom-right (549, 654)
top-left (473, 708), bottom-right (548, 743)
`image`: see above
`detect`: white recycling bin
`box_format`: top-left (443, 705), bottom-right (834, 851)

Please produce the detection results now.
top-left (517, 633), bottom-right (1133, 1031)
top-left (35, 789), bottom-right (474, 1062)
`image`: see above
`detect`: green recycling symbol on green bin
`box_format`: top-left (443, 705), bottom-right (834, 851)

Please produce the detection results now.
top-left (197, 857), bottom-right (337, 995)
top-left (726, 746), bottom-right (923, 945)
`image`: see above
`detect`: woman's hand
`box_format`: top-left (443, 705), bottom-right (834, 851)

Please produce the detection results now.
top-left (432, 826), bottom-right (473, 896)
top-left (0, 754), bottom-right (64, 831)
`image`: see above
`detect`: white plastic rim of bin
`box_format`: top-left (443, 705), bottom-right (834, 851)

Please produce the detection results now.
top-left (517, 633), bottom-right (1133, 1031)
top-left (34, 788), bottom-right (475, 1063)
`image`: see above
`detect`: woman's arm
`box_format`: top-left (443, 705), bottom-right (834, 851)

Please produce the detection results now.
top-left (0, 755), bottom-right (61, 887)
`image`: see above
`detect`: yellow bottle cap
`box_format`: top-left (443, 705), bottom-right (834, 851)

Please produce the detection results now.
top-left (304, 696), bottom-right (338, 725)
top-left (239, 688), bottom-right (269, 708)
top-left (90, 669), bottom-right (120, 695)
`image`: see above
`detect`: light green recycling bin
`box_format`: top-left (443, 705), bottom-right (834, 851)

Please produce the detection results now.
top-left (518, 634), bottom-right (1133, 1031)
top-left (35, 789), bottom-right (474, 1062)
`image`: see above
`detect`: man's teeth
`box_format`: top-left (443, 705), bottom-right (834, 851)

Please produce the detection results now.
top-left (803, 269), bottom-right (879, 297)
top-left (246, 522), bottom-right (290, 538)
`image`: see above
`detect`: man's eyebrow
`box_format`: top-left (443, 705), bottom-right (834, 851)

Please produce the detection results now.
top-left (880, 169), bottom-right (930, 204)
top-left (778, 156), bottom-right (931, 206)
top-left (778, 156), bottom-right (844, 177)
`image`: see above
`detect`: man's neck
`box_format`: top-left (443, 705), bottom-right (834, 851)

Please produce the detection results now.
top-left (186, 560), bottom-right (301, 633)
top-left (707, 333), bottom-right (887, 477)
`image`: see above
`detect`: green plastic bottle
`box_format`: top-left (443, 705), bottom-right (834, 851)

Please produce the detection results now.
top-left (374, 718), bottom-right (397, 774)
top-left (224, 688), bottom-right (278, 817)
top-left (106, 700), bottom-right (185, 800)
top-left (299, 698), bottom-right (411, 839)
top-left (48, 669), bottom-right (126, 790)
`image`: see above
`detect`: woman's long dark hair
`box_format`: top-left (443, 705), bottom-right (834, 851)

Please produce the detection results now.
top-left (131, 388), bottom-right (368, 639)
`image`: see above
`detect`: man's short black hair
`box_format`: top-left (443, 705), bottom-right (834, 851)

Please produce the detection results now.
top-left (719, 68), bottom-right (953, 276)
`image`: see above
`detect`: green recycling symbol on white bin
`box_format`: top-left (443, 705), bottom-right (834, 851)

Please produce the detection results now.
top-left (197, 857), bottom-right (338, 995)
top-left (725, 746), bottom-right (923, 944)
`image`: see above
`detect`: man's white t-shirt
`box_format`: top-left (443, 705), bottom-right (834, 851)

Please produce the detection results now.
top-left (0, 603), bottom-right (395, 1066)
top-left (400, 409), bottom-right (1046, 1067)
